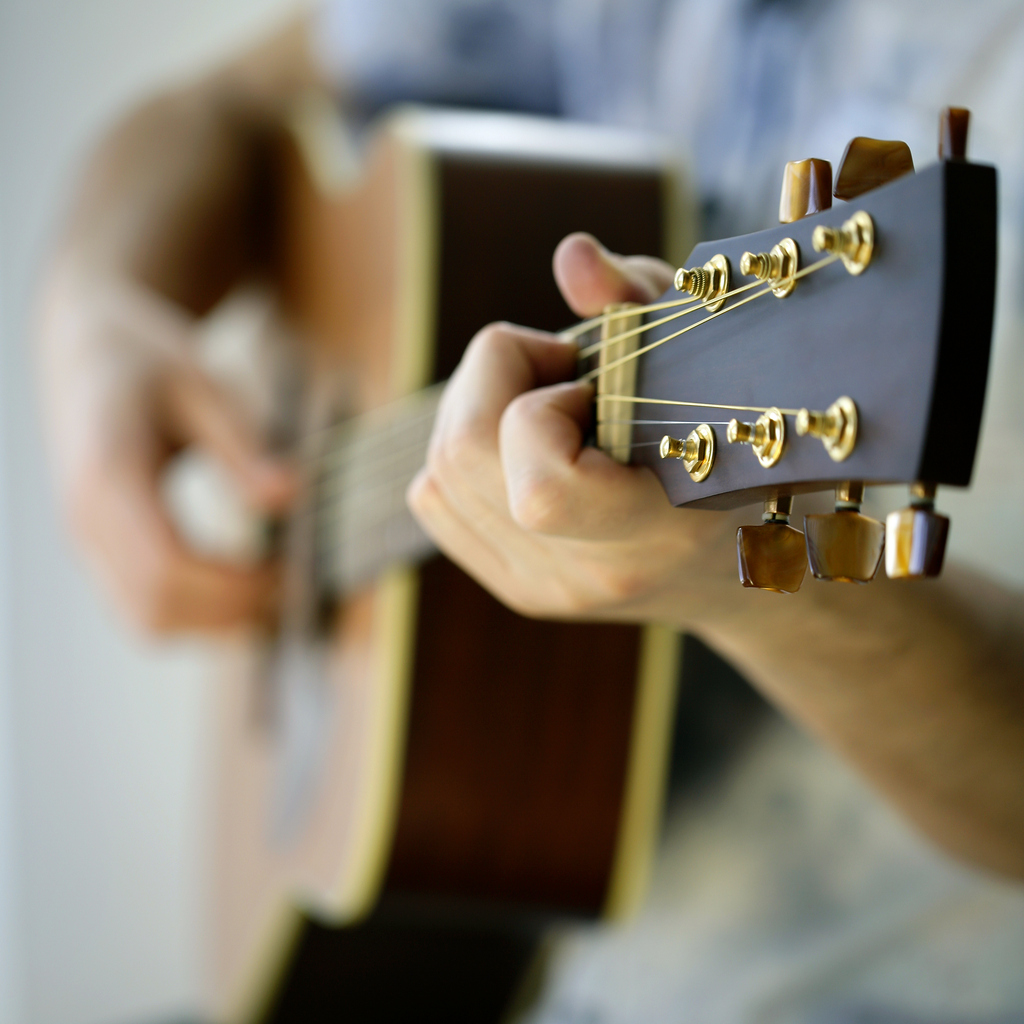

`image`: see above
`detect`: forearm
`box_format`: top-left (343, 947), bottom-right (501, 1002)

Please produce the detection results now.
top-left (50, 14), bottom-right (322, 315)
top-left (683, 545), bottom-right (1024, 878)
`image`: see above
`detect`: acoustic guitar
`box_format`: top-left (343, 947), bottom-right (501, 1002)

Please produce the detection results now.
top-left (207, 103), bottom-right (692, 1022)
top-left (207, 104), bottom-right (995, 1021)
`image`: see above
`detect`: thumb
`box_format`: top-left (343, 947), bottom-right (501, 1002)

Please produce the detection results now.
top-left (163, 362), bottom-right (298, 513)
top-left (553, 232), bottom-right (675, 318)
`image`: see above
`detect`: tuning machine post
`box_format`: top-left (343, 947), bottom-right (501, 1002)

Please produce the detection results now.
top-left (660, 424), bottom-right (716, 482)
top-left (674, 254), bottom-right (730, 312)
top-left (727, 408), bottom-right (786, 468)
top-left (740, 238), bottom-right (800, 297)
top-left (737, 496), bottom-right (808, 593)
top-left (796, 397), bottom-right (858, 462)
top-left (812, 211), bottom-right (874, 275)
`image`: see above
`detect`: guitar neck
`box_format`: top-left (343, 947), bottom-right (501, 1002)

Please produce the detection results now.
top-left (314, 384), bottom-right (444, 595)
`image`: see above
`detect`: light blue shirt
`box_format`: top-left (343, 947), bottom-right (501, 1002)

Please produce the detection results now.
top-left (313, 4), bottom-right (1024, 1021)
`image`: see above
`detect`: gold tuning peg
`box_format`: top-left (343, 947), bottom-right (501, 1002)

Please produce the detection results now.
top-left (803, 482), bottom-right (885, 583)
top-left (737, 496), bottom-right (807, 593)
top-left (811, 212), bottom-right (874, 276)
top-left (833, 137), bottom-right (914, 200)
top-left (885, 483), bottom-right (950, 579)
top-left (795, 396), bottom-right (858, 460)
top-left (939, 106), bottom-right (970, 161)
top-left (660, 424), bottom-right (716, 482)
top-left (779, 158), bottom-right (832, 223)
top-left (727, 408), bottom-right (785, 468)
top-left (674, 254), bottom-right (730, 312)
top-left (740, 238), bottom-right (799, 297)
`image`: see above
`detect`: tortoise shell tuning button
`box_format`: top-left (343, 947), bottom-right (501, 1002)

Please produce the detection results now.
top-left (833, 137), bottom-right (914, 200)
top-left (736, 496), bottom-right (807, 593)
top-left (939, 106), bottom-right (970, 161)
top-left (885, 483), bottom-right (950, 579)
top-left (804, 482), bottom-right (885, 584)
top-left (779, 158), bottom-right (832, 223)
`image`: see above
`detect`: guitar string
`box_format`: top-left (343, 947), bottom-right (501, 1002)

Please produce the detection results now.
top-left (576, 278), bottom-right (765, 359)
top-left (314, 408), bottom-right (742, 507)
top-left (561, 249), bottom-right (839, 345)
top-left (582, 252), bottom-right (841, 377)
top-left (559, 292), bottom-right (701, 341)
top-left (321, 430), bottom-right (697, 564)
top-left (314, 250), bottom-right (845, 521)
top-left (596, 395), bottom-right (803, 416)
top-left (308, 252), bottom-right (841, 473)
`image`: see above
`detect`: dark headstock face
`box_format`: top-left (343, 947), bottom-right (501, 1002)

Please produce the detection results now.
top-left (579, 110), bottom-right (996, 592)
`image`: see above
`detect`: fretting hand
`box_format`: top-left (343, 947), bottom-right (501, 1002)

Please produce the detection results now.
top-left (408, 233), bottom-right (743, 623)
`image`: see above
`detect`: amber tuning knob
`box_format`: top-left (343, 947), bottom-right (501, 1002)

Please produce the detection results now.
top-left (833, 137), bottom-right (914, 200)
top-left (939, 107), bottom-right (970, 161)
top-left (885, 483), bottom-right (949, 579)
top-left (737, 496), bottom-right (807, 594)
top-left (804, 482), bottom-right (885, 584)
top-left (779, 159), bottom-right (832, 223)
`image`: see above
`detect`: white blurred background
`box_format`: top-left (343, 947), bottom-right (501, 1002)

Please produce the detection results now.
top-left (0, 2), bottom-right (300, 1021)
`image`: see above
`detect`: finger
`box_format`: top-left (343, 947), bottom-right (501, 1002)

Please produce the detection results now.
top-left (500, 380), bottom-right (672, 541)
top-left (73, 453), bottom-right (280, 634)
top-left (163, 363), bottom-right (298, 513)
top-left (553, 232), bottom-right (675, 317)
top-left (407, 467), bottom-right (563, 616)
top-left (428, 322), bottom-right (577, 514)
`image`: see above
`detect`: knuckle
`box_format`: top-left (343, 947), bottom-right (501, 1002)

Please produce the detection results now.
top-left (467, 321), bottom-right (514, 361)
top-left (508, 472), bottom-right (570, 535)
top-left (432, 418), bottom-right (486, 478)
top-left (590, 562), bottom-right (651, 606)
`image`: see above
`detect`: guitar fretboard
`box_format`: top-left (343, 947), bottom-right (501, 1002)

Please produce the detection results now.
top-left (315, 385), bottom-right (444, 594)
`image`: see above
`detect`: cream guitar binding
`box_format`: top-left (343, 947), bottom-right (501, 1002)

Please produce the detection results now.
top-left (208, 105), bottom-right (690, 1021)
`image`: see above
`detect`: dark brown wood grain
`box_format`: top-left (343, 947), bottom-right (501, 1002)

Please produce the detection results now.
top-left (628, 161), bottom-right (996, 510)
top-left (387, 558), bottom-right (641, 911)
top-left (385, 154), bottom-right (665, 914)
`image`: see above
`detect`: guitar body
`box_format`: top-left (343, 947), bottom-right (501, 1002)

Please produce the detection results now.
top-left (207, 107), bottom-right (689, 1020)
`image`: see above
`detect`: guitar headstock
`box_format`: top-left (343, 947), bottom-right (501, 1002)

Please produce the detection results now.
top-left (580, 109), bottom-right (995, 592)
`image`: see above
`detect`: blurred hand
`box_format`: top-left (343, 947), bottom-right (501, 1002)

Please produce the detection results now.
top-left (408, 233), bottom-right (741, 623)
top-left (39, 275), bottom-right (298, 634)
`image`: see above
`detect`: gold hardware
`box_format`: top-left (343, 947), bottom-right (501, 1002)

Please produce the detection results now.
top-left (740, 238), bottom-right (800, 297)
top-left (659, 423), bottom-right (716, 482)
top-left (909, 481), bottom-right (937, 504)
top-left (674, 254), bottom-right (730, 312)
top-left (727, 407), bottom-right (786, 468)
top-left (762, 495), bottom-right (794, 522)
top-left (811, 210), bottom-right (874, 275)
top-left (835, 480), bottom-right (865, 507)
top-left (795, 396), bottom-right (858, 462)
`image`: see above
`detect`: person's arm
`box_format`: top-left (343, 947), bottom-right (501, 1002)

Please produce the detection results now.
top-left (37, 16), bottom-right (322, 632)
top-left (409, 232), bottom-right (1024, 880)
